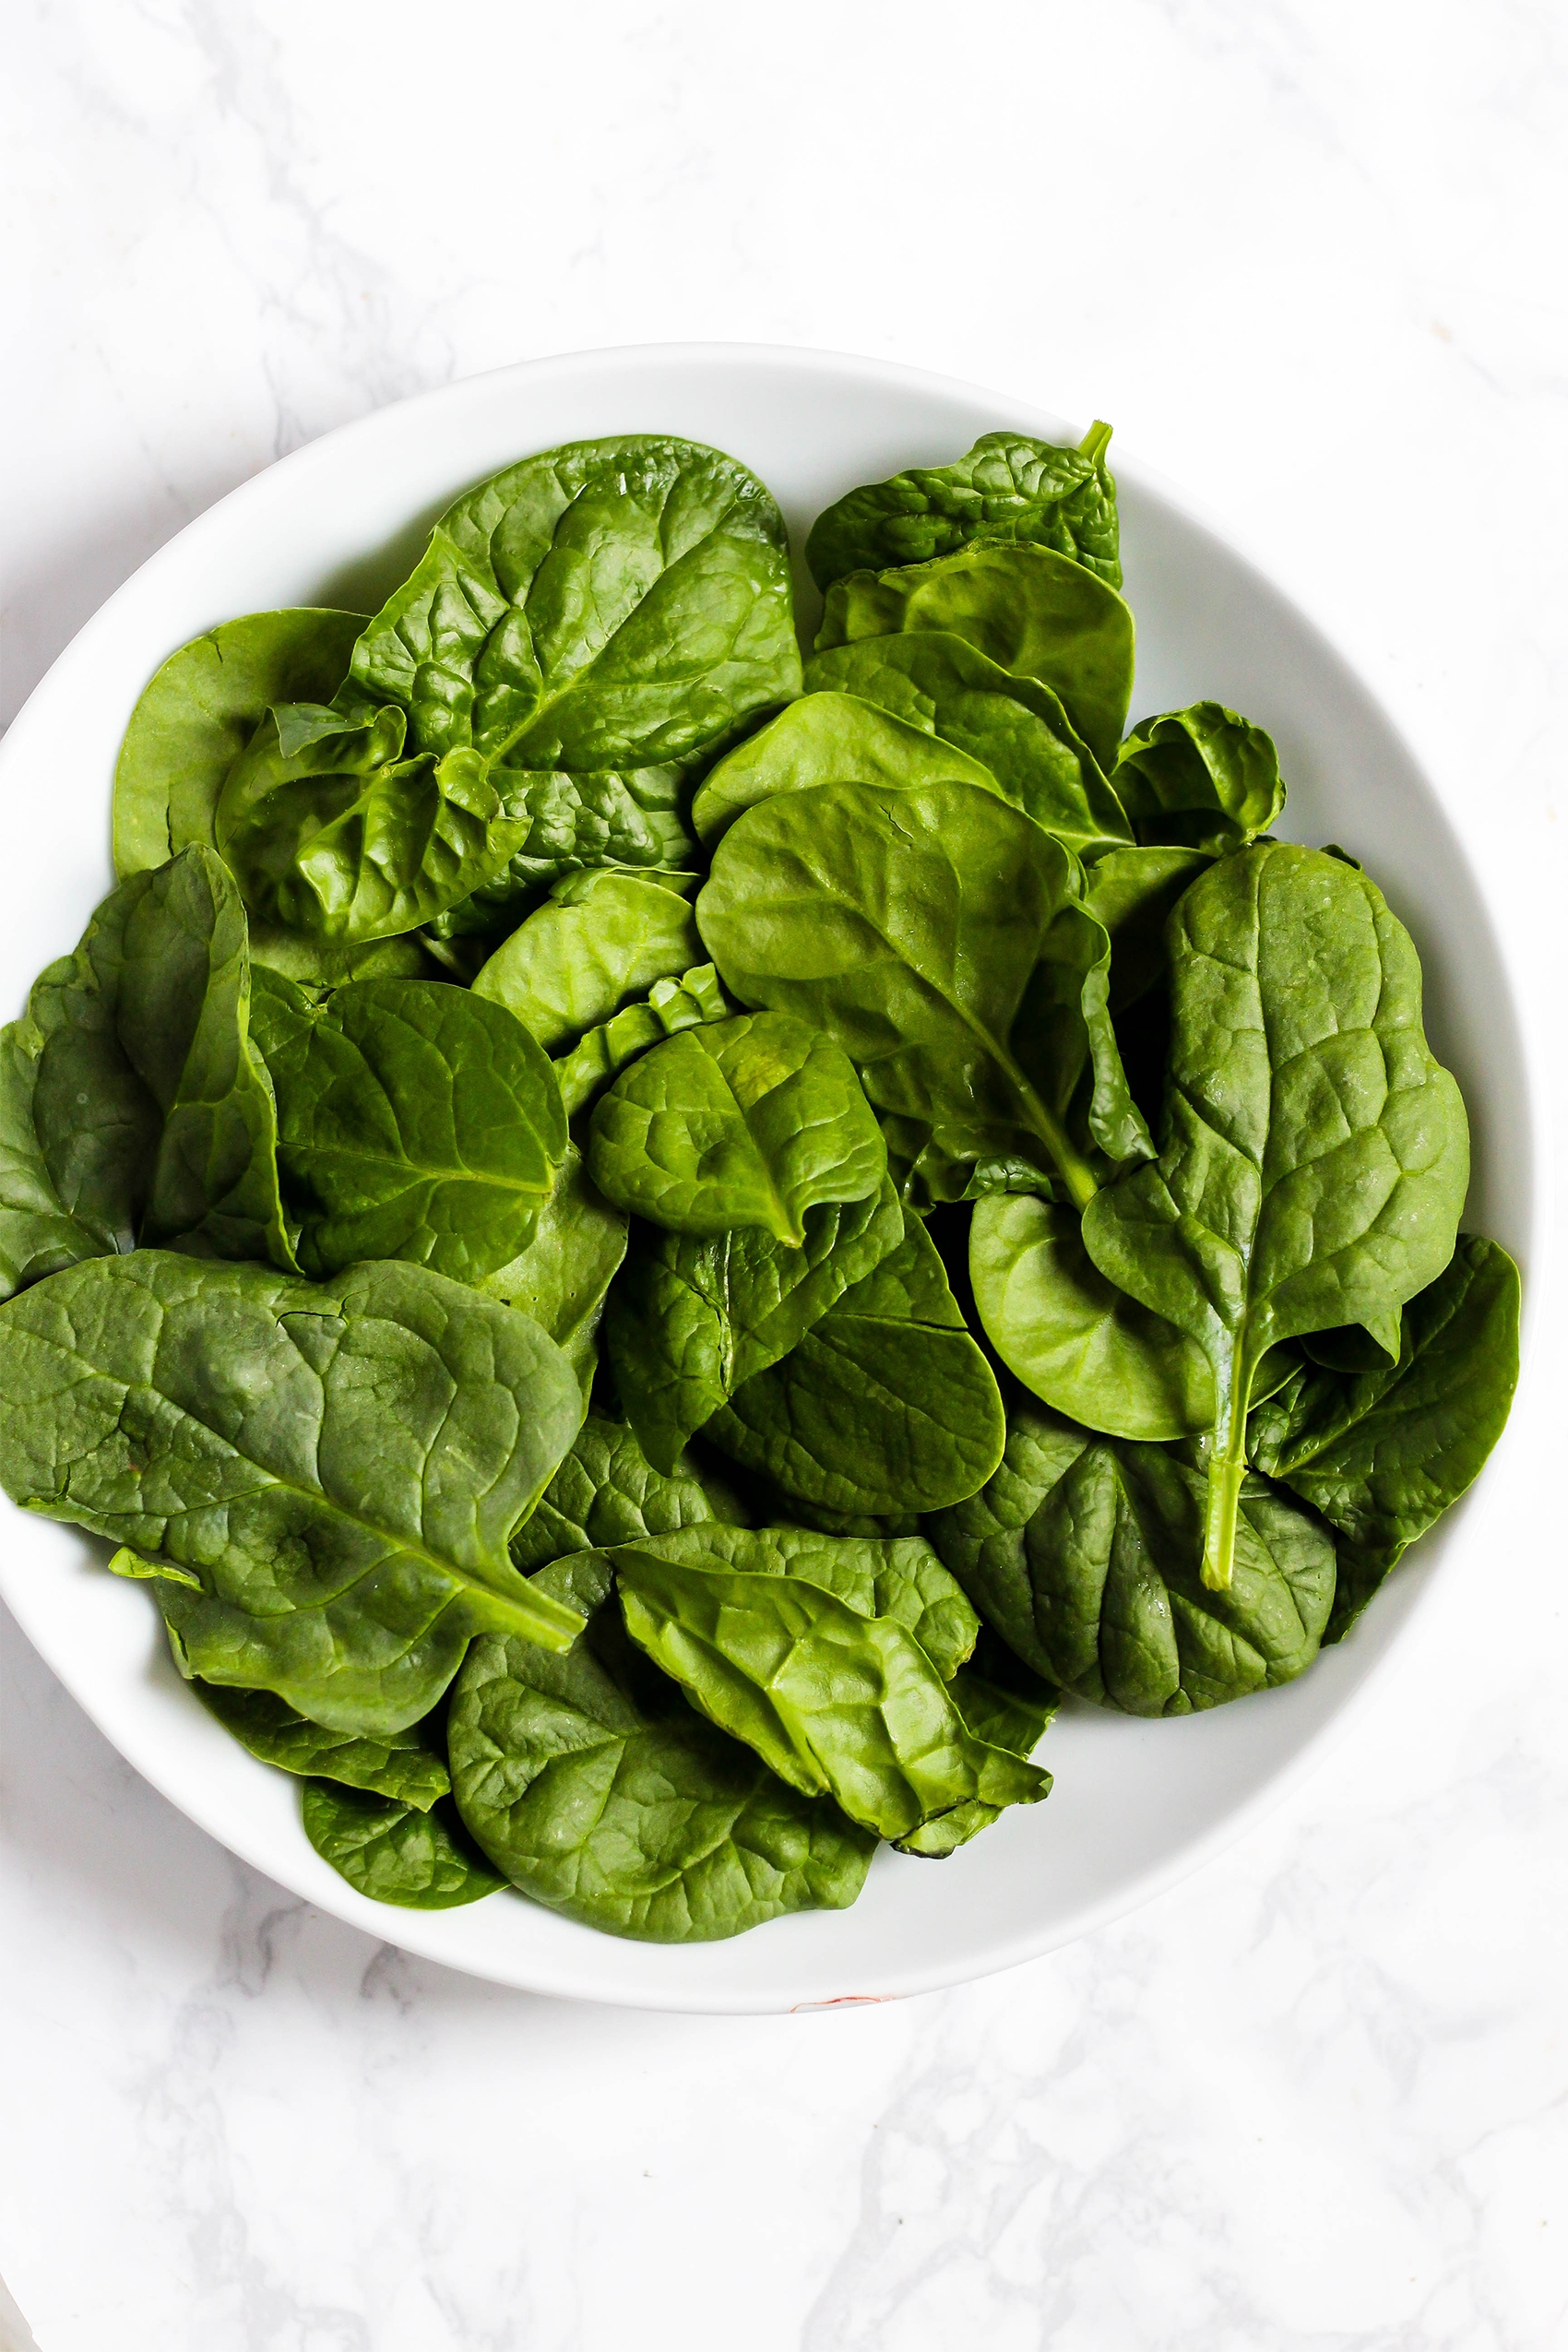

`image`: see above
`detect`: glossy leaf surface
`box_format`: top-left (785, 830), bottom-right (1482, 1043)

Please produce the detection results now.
top-left (302, 1782), bottom-right (505, 1907)
top-left (470, 871), bottom-right (700, 1051)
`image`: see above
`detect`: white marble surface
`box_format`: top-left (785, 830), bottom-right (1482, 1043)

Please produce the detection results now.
top-left (3, 2), bottom-right (1566, 2346)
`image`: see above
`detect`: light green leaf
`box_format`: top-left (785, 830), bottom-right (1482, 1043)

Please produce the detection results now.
top-left (471, 869), bottom-right (699, 1051)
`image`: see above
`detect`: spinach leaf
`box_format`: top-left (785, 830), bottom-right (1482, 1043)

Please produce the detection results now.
top-left (1249, 1234), bottom-right (1519, 1638)
top-left (479, 1143), bottom-right (627, 1389)
top-left (302, 1782), bottom-right (505, 1908)
top-left (603, 1518), bottom-right (980, 1681)
top-left (894, 1631), bottom-right (1058, 1857)
top-left (509, 1413), bottom-right (749, 1574)
top-left (1113, 703), bottom-right (1285, 852)
top-left (113, 609), bottom-right (366, 876)
top-left (814, 544), bottom-right (1134, 772)
top-left (690, 690), bottom-right (1000, 848)
top-left (448, 1555), bottom-right (873, 1942)
top-left (805, 637), bottom-right (1133, 861)
top-left (603, 1174), bottom-right (906, 1474)
top-left (1082, 844), bottom-right (1469, 1590)
top-left (216, 703), bottom-right (528, 941)
top-left (250, 969), bottom-right (565, 1284)
top-left (615, 1545), bottom-right (1047, 1840)
top-left (424, 765), bottom-right (699, 942)
top-left (555, 963), bottom-right (730, 1119)
top-left (696, 777), bottom-right (1111, 1206)
top-left (0, 1253), bottom-right (585, 1730)
top-left (706, 1215), bottom-right (1006, 1515)
top-left (341, 436), bottom-right (801, 770)
top-left (927, 1401), bottom-right (1336, 1715)
top-left (17, 846), bottom-right (294, 1274)
top-left (191, 1681), bottom-right (451, 1809)
top-left (587, 1011), bottom-right (887, 1242)
top-left (1084, 844), bottom-right (1212, 1011)
top-left (970, 1194), bottom-right (1213, 1440)
top-left (805, 423), bottom-right (1121, 592)
top-left (470, 870), bottom-right (700, 1051)
top-left (0, 1015), bottom-right (117, 1300)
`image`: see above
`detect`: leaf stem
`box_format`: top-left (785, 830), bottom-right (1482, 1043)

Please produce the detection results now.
top-left (1202, 1344), bottom-right (1252, 1590)
top-left (1007, 1058), bottom-right (1100, 1211)
top-left (1078, 421), bottom-right (1114, 469)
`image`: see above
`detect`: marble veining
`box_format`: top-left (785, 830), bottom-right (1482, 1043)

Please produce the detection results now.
top-left (4, 2), bottom-right (1566, 2345)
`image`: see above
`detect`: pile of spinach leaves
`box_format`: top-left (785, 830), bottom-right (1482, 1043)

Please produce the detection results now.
top-left (0, 424), bottom-right (1519, 1944)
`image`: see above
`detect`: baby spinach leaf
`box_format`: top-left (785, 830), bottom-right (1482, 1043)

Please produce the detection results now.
top-left (707, 1216), bottom-right (1006, 1515)
top-left (426, 764), bottom-right (699, 941)
top-left (1249, 1233), bottom-right (1519, 1637)
top-left (970, 1194), bottom-right (1213, 1441)
top-left (448, 1555), bottom-right (873, 1942)
top-left (696, 777), bottom-right (1108, 1207)
top-left (509, 1414), bottom-right (749, 1574)
top-left (1113, 703), bottom-right (1285, 852)
top-left (0, 1015), bottom-right (116, 1300)
top-left (471, 870), bottom-right (700, 1051)
top-left (250, 969), bottom-right (565, 1284)
top-left (1082, 844), bottom-right (1469, 1591)
top-left (927, 1400), bottom-right (1336, 1715)
top-left (805, 636), bottom-right (1133, 862)
top-left (615, 1545), bottom-right (1046, 1841)
top-left (342, 436), bottom-right (801, 771)
top-left (302, 1782), bottom-right (505, 1907)
top-left (691, 690), bottom-right (999, 848)
top-left (603, 1175), bottom-right (906, 1474)
top-left (478, 1143), bottom-right (627, 1389)
top-left (0, 1253), bottom-right (585, 1730)
top-left (587, 1011), bottom-right (887, 1243)
top-left (806, 423), bottom-right (1121, 592)
top-left (20, 846), bottom-right (294, 1271)
top-left (113, 609), bottom-right (366, 876)
top-left (191, 1681), bottom-right (452, 1809)
top-left (554, 963), bottom-right (730, 1119)
top-left (603, 1518), bottom-right (980, 1681)
top-left (814, 543), bottom-right (1134, 773)
top-left (216, 702), bottom-right (529, 941)
top-left (1084, 844), bottom-right (1212, 1012)
top-left (894, 1631), bottom-right (1058, 1857)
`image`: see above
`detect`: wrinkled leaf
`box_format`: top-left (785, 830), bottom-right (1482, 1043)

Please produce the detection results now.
top-left (554, 963), bottom-right (730, 1120)
top-left (1113, 702), bottom-right (1285, 851)
top-left (509, 1413), bottom-right (749, 1574)
top-left (302, 1782), bottom-right (505, 1908)
top-left (894, 1631), bottom-right (1058, 1857)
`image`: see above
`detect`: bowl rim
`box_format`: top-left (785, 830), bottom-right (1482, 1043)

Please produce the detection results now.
top-left (0, 339), bottom-right (1544, 2013)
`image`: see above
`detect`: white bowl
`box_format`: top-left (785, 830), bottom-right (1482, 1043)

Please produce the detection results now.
top-left (0, 345), bottom-right (1537, 2013)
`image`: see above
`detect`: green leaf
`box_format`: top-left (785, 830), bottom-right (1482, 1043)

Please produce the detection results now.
top-left (509, 1414), bottom-right (749, 1574)
top-left (191, 1681), bottom-right (452, 1809)
top-left (691, 690), bottom-right (1000, 848)
top-left (470, 870), bottom-right (700, 1051)
top-left (707, 1216), bottom-right (1006, 1515)
top-left (302, 1782), bottom-right (505, 1908)
top-left (113, 609), bottom-right (366, 876)
top-left (927, 1400), bottom-right (1336, 1715)
top-left (1113, 703), bottom-right (1286, 851)
top-left (587, 1011), bottom-right (887, 1243)
top-left (1084, 844), bottom-right (1212, 1013)
top-left (893, 1631), bottom-right (1058, 1857)
top-left (970, 1194), bottom-right (1213, 1441)
top-left (805, 425), bottom-right (1122, 592)
top-left (342, 436), bottom-right (802, 771)
top-left (554, 963), bottom-right (730, 1119)
top-left (16, 846), bottom-right (294, 1274)
top-left (0, 1015), bottom-right (116, 1301)
top-left (695, 777), bottom-right (1108, 1207)
top-left (427, 765), bottom-right (699, 941)
top-left (805, 637), bottom-right (1133, 861)
top-left (603, 1174), bottom-right (906, 1474)
top-left (250, 969), bottom-right (565, 1284)
top-left (478, 1143), bottom-right (627, 1390)
top-left (814, 543), bottom-right (1134, 773)
top-left (215, 702), bottom-right (528, 941)
top-left (615, 1544), bottom-right (1047, 1841)
top-left (447, 1555), bottom-right (873, 1942)
top-left (1249, 1233), bottom-right (1519, 1639)
top-left (0, 1253), bottom-right (586, 1730)
top-left (1081, 844), bottom-right (1469, 1590)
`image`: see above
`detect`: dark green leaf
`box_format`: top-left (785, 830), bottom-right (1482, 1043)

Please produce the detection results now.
top-left (192, 1680), bottom-right (451, 1809)
top-left (302, 1782), bottom-right (505, 1908)
top-left (927, 1400), bottom-right (1336, 1715)
top-left (448, 1555), bottom-right (873, 1942)
top-left (587, 1011), bottom-right (887, 1243)
top-left (603, 1175), bottom-right (906, 1474)
top-left (471, 870), bottom-right (700, 1051)
top-left (1113, 703), bottom-right (1285, 851)
top-left (478, 1142), bottom-right (627, 1390)
top-left (509, 1414), bottom-right (749, 1574)
top-left (429, 763), bottom-right (698, 941)
top-left (250, 969), bottom-right (565, 1284)
top-left (805, 425), bottom-right (1121, 592)
top-left (1082, 844), bottom-right (1469, 1589)
top-left (0, 1253), bottom-right (586, 1730)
